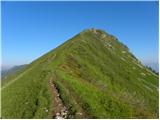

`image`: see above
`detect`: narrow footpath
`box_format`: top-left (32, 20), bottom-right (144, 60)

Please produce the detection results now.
top-left (49, 79), bottom-right (68, 119)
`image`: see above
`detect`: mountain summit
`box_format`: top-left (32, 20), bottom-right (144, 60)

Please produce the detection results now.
top-left (2, 29), bottom-right (159, 119)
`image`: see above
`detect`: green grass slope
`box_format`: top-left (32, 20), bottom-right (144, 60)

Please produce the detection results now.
top-left (1, 29), bottom-right (159, 118)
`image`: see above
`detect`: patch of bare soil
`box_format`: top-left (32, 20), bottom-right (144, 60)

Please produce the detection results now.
top-left (49, 79), bottom-right (68, 119)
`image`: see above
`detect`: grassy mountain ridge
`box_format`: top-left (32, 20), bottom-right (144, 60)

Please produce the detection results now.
top-left (1, 29), bottom-right (159, 118)
top-left (1, 65), bottom-right (27, 81)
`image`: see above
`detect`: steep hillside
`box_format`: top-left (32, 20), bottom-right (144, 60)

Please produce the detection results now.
top-left (1, 29), bottom-right (159, 118)
top-left (1, 65), bottom-right (27, 80)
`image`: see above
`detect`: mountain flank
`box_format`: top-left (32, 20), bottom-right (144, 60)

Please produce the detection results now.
top-left (1, 29), bottom-right (159, 119)
top-left (1, 65), bottom-right (27, 80)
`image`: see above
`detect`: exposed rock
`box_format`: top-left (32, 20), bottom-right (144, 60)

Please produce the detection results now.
top-left (122, 51), bottom-right (126, 54)
top-left (56, 113), bottom-right (60, 116)
top-left (141, 73), bottom-right (146, 76)
top-left (121, 57), bottom-right (125, 61)
top-left (101, 34), bottom-right (106, 39)
top-left (77, 112), bottom-right (83, 115)
top-left (55, 116), bottom-right (63, 119)
top-left (50, 79), bottom-right (69, 119)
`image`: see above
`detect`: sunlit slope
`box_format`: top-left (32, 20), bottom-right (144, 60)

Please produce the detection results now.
top-left (1, 29), bottom-right (158, 118)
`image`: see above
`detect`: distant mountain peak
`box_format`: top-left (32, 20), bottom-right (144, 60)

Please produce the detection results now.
top-left (83, 28), bottom-right (106, 34)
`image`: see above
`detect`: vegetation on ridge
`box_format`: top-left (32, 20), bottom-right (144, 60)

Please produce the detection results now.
top-left (1, 29), bottom-right (159, 118)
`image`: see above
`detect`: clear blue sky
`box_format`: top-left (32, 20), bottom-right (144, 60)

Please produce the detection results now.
top-left (2, 1), bottom-right (159, 69)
